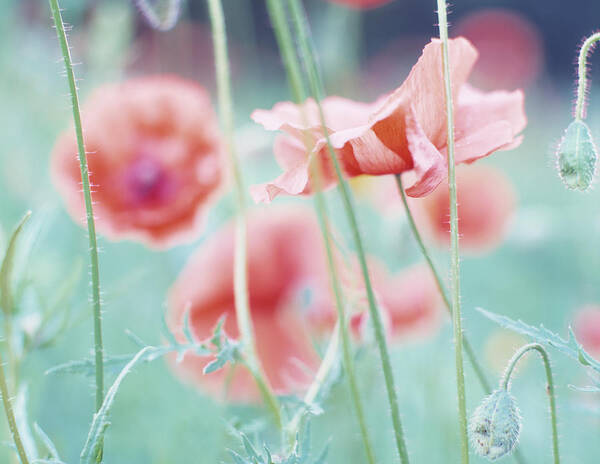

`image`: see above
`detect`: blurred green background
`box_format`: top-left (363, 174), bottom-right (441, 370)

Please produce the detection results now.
top-left (1, 0), bottom-right (599, 463)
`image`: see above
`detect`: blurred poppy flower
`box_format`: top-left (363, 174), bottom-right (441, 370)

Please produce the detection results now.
top-left (167, 207), bottom-right (441, 401)
top-left (455, 9), bottom-right (543, 90)
top-left (167, 207), bottom-right (331, 401)
top-left (350, 262), bottom-right (441, 341)
top-left (573, 305), bottom-right (600, 358)
top-left (51, 76), bottom-right (224, 249)
top-left (251, 37), bottom-right (526, 202)
top-left (414, 165), bottom-right (516, 252)
top-left (326, 0), bottom-right (393, 9)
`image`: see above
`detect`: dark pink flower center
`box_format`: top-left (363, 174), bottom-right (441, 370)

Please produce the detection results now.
top-left (123, 156), bottom-right (173, 206)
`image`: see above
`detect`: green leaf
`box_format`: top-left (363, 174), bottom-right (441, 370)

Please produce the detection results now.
top-left (80, 346), bottom-right (159, 463)
top-left (45, 354), bottom-right (135, 377)
top-left (0, 211), bottom-right (32, 316)
top-left (477, 308), bottom-right (600, 373)
top-left (33, 423), bottom-right (63, 463)
top-left (556, 119), bottom-right (598, 191)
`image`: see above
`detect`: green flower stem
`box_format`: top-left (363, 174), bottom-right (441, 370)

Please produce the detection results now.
top-left (501, 344), bottom-right (560, 464)
top-left (0, 349), bottom-right (29, 464)
top-left (286, 322), bottom-right (340, 444)
top-left (286, 1), bottom-right (410, 462)
top-left (394, 175), bottom-right (490, 392)
top-left (394, 176), bottom-right (528, 464)
top-left (206, 0), bottom-right (282, 430)
top-left (49, 0), bottom-right (104, 413)
top-left (575, 32), bottom-right (600, 121)
top-left (435, 1), bottom-right (468, 462)
top-left (265, 2), bottom-right (376, 462)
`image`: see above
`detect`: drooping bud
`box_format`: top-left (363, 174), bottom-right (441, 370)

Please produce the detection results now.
top-left (469, 389), bottom-right (521, 461)
top-left (556, 119), bottom-right (597, 191)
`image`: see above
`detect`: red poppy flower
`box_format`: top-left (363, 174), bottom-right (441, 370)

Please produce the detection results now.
top-left (167, 207), bottom-right (441, 401)
top-left (166, 207), bottom-right (331, 402)
top-left (414, 164), bottom-right (516, 251)
top-left (348, 262), bottom-right (441, 341)
top-left (455, 9), bottom-right (544, 90)
top-left (325, 0), bottom-right (394, 9)
top-left (573, 305), bottom-right (600, 358)
top-left (51, 75), bottom-right (224, 249)
top-left (251, 37), bottom-right (526, 202)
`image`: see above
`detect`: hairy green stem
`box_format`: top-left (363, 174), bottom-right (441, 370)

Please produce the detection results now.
top-left (49, 0), bottom-right (104, 415)
top-left (286, 1), bottom-right (410, 461)
top-left (575, 32), bottom-right (600, 121)
top-left (206, 0), bottom-right (282, 429)
top-left (265, 1), bottom-right (376, 461)
top-left (394, 175), bottom-right (529, 464)
top-left (501, 343), bottom-right (560, 464)
top-left (435, 1), bottom-right (468, 462)
top-left (286, 323), bottom-right (340, 444)
top-left (394, 175), bottom-right (490, 392)
top-left (0, 349), bottom-right (29, 464)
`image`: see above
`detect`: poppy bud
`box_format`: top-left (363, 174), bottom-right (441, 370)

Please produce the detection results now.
top-left (469, 389), bottom-right (521, 461)
top-left (556, 119), bottom-right (597, 191)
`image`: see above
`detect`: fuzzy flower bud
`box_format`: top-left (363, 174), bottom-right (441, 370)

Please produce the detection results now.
top-left (556, 119), bottom-right (597, 191)
top-left (469, 389), bottom-right (521, 461)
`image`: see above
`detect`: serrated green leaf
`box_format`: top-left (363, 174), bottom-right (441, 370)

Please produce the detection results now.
top-left (45, 354), bottom-right (135, 377)
top-left (182, 306), bottom-right (196, 345)
top-left (0, 211), bottom-right (32, 316)
top-left (80, 346), bottom-right (158, 463)
top-left (557, 119), bottom-right (598, 191)
top-left (477, 307), bottom-right (600, 373)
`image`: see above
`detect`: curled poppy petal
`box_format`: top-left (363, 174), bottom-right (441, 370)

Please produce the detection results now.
top-left (251, 37), bottom-right (526, 201)
top-left (51, 75), bottom-right (224, 249)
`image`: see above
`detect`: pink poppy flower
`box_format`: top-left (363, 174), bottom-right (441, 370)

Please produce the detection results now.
top-left (51, 75), bottom-right (224, 249)
top-left (414, 164), bottom-right (516, 251)
top-left (455, 9), bottom-right (543, 90)
top-left (325, 0), bottom-right (394, 9)
top-left (166, 207), bottom-right (332, 402)
top-left (348, 262), bottom-right (441, 341)
top-left (251, 37), bottom-right (526, 202)
top-left (573, 305), bottom-right (600, 358)
top-left (167, 207), bottom-right (441, 401)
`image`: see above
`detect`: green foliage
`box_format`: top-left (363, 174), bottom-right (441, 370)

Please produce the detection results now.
top-left (556, 120), bottom-right (597, 191)
top-left (228, 423), bottom-right (329, 464)
top-left (203, 316), bottom-right (242, 375)
top-left (478, 308), bottom-right (600, 374)
top-left (0, 211), bottom-right (31, 316)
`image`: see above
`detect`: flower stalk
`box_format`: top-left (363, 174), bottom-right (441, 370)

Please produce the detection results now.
top-left (265, 1), bottom-right (376, 461)
top-left (206, 0), bottom-right (282, 429)
top-left (435, 0), bottom-right (469, 462)
top-left (501, 343), bottom-right (560, 464)
top-left (0, 349), bottom-right (29, 464)
top-left (48, 0), bottom-right (105, 415)
top-left (575, 32), bottom-right (600, 121)
top-left (285, 0), bottom-right (410, 462)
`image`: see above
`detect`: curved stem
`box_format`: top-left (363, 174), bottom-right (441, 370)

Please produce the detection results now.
top-left (206, 0), bottom-right (282, 429)
top-left (575, 32), bottom-right (600, 121)
top-left (265, 2), bottom-right (376, 461)
top-left (0, 349), bottom-right (29, 464)
top-left (394, 176), bottom-right (531, 464)
top-left (286, 1), bottom-right (410, 462)
top-left (501, 343), bottom-right (560, 464)
top-left (49, 0), bottom-right (104, 413)
top-left (435, 1), bottom-right (468, 462)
